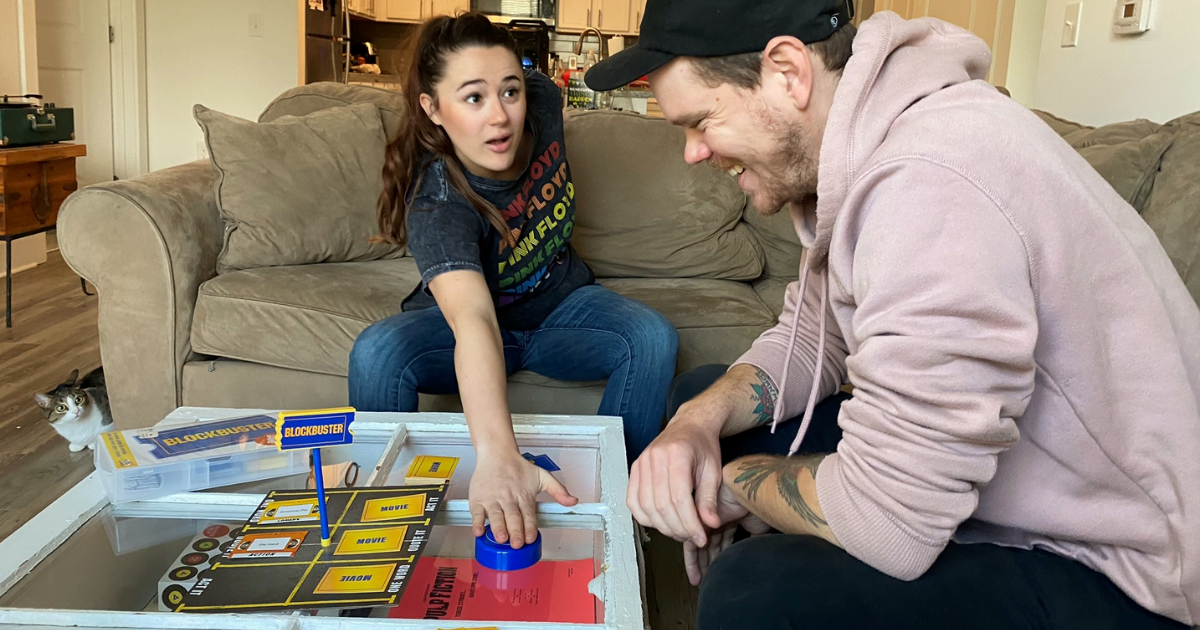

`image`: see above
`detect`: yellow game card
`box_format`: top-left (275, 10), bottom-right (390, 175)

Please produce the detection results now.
top-left (313, 564), bottom-right (395, 594)
top-left (405, 455), bottom-right (460, 484)
top-left (334, 525), bottom-right (409, 556)
top-left (362, 494), bottom-right (427, 522)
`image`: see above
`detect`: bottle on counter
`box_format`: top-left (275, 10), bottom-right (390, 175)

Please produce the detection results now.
top-left (550, 55), bottom-right (567, 104)
top-left (583, 50), bottom-right (613, 110)
top-left (566, 54), bottom-right (596, 110)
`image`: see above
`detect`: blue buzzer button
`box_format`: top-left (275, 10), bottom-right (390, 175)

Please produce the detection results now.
top-left (475, 525), bottom-right (541, 571)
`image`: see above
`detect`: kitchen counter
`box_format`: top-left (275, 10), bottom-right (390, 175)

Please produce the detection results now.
top-left (347, 73), bottom-right (403, 92)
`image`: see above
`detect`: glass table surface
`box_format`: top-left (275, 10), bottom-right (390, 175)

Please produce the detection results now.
top-left (0, 410), bottom-right (641, 630)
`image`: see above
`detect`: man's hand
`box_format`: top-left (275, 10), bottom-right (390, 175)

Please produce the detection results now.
top-left (627, 411), bottom-right (724, 548)
top-left (682, 482), bottom-right (771, 585)
top-left (627, 364), bottom-right (784, 547)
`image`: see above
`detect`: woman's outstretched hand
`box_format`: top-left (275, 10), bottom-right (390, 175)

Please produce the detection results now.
top-left (469, 449), bottom-right (578, 547)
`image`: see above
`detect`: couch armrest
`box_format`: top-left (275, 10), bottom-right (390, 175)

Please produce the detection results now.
top-left (58, 161), bottom-right (223, 429)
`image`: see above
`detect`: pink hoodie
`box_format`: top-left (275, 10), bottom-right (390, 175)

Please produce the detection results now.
top-left (734, 12), bottom-right (1200, 625)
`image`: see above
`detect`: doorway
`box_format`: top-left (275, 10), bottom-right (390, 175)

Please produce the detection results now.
top-left (868, 0), bottom-right (1017, 86)
top-left (35, 0), bottom-right (115, 186)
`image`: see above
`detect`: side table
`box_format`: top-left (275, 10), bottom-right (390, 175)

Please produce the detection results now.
top-left (0, 143), bottom-right (87, 328)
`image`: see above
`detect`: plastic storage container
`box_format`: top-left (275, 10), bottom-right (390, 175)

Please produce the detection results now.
top-left (96, 413), bottom-right (309, 503)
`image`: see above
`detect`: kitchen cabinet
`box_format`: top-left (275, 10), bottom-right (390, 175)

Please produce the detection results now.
top-left (382, 0), bottom-right (466, 23)
top-left (558, 0), bottom-right (635, 34)
top-left (383, 0), bottom-right (423, 22)
top-left (630, 0), bottom-right (646, 34)
top-left (431, 0), bottom-right (469, 17)
top-left (557, 0), bottom-right (592, 31)
top-left (348, 0), bottom-right (377, 19)
top-left (595, 0), bottom-right (631, 34)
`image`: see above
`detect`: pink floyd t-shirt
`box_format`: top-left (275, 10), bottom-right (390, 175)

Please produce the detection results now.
top-left (401, 70), bottom-right (594, 331)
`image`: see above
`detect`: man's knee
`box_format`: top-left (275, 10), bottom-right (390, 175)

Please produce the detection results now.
top-left (668, 364), bottom-right (730, 416)
top-left (697, 536), bottom-right (859, 630)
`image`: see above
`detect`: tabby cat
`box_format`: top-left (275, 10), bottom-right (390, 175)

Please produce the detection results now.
top-left (34, 367), bottom-right (113, 452)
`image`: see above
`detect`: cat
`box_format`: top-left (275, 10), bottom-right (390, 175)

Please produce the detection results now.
top-left (34, 367), bottom-right (113, 452)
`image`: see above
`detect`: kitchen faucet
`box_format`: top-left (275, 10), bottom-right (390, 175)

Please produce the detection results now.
top-left (573, 28), bottom-right (608, 60)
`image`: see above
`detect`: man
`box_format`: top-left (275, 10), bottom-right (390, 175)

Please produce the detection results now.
top-left (586, 1), bottom-right (1200, 628)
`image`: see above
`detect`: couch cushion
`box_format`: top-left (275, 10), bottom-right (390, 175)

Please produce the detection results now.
top-left (1141, 125), bottom-right (1200, 306)
top-left (565, 110), bottom-right (765, 280)
top-left (597, 277), bottom-right (776, 330)
top-left (259, 81), bottom-right (407, 140)
top-left (753, 277), bottom-right (792, 319)
top-left (741, 204), bottom-right (803, 279)
top-left (1031, 109), bottom-right (1093, 142)
top-left (1166, 110), bottom-right (1200, 129)
top-left (1031, 111), bottom-right (1174, 213)
top-left (193, 265), bottom-right (776, 378)
top-left (195, 102), bottom-right (402, 273)
top-left (1074, 128), bottom-right (1175, 213)
top-left (192, 258), bottom-right (419, 376)
top-left (599, 277), bottom-right (777, 373)
top-left (181, 358), bottom-right (611, 423)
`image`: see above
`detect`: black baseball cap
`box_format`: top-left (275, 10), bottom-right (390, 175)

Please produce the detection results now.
top-left (585, 0), bottom-right (854, 92)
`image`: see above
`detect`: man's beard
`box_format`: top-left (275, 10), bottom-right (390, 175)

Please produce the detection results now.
top-left (749, 105), bottom-right (819, 216)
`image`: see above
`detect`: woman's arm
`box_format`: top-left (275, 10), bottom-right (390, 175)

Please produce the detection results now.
top-left (428, 270), bottom-right (515, 456)
top-left (428, 270), bottom-right (577, 548)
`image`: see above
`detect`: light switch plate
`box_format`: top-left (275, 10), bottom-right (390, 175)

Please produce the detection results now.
top-left (1062, 2), bottom-right (1082, 47)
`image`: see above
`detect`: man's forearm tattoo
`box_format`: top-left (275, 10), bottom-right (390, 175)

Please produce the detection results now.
top-left (734, 456), bottom-right (826, 530)
top-left (749, 367), bottom-right (779, 425)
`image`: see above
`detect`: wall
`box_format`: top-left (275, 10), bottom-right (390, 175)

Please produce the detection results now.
top-left (1005, 0), bottom-right (1047, 105)
top-left (145, 0), bottom-right (300, 171)
top-left (0, 0), bottom-right (26, 94)
top-left (1032, 0), bottom-right (1200, 125)
top-left (0, 0), bottom-right (48, 277)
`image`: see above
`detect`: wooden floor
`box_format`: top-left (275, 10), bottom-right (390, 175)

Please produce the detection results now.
top-left (0, 248), bottom-right (99, 542)
top-left (0, 249), bottom-right (701, 626)
top-left (646, 532), bottom-right (701, 629)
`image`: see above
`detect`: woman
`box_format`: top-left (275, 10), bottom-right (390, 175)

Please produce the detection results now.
top-left (347, 13), bottom-right (678, 550)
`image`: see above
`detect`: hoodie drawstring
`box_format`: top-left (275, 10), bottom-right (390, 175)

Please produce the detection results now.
top-left (789, 270), bottom-right (829, 456)
top-left (770, 251), bottom-right (832, 457)
top-left (772, 258), bottom-right (809, 434)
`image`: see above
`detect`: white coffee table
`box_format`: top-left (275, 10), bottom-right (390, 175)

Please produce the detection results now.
top-left (0, 408), bottom-right (644, 629)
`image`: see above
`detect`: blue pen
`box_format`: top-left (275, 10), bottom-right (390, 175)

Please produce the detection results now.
top-left (311, 448), bottom-right (331, 546)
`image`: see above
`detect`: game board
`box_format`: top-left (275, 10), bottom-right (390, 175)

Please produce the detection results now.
top-left (158, 523), bottom-right (242, 611)
top-left (176, 484), bottom-right (447, 613)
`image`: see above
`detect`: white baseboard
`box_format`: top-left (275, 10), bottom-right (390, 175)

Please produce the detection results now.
top-left (0, 261), bottom-right (41, 279)
top-left (1, 233), bottom-right (49, 278)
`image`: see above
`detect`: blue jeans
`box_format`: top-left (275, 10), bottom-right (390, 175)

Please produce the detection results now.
top-left (347, 284), bottom-right (679, 462)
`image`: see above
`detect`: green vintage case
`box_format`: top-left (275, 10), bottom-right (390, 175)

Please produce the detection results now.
top-left (0, 104), bottom-right (75, 147)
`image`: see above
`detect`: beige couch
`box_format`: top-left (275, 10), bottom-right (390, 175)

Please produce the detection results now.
top-left (58, 83), bottom-right (1200, 430)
